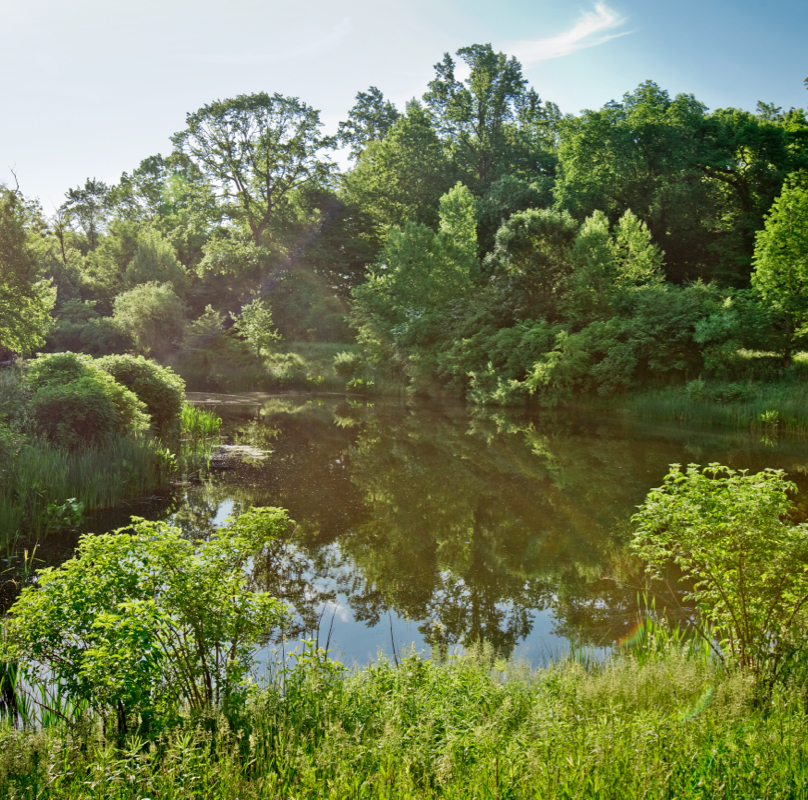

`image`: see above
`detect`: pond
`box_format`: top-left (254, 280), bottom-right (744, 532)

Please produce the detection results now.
top-left (39, 394), bottom-right (808, 665)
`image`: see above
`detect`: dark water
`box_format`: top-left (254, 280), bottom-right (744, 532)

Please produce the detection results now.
top-left (39, 394), bottom-right (808, 664)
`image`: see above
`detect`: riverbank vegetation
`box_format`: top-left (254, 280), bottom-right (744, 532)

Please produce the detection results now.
top-left (3, 645), bottom-right (805, 799)
top-left (3, 37), bottom-right (808, 798)
top-left (0, 353), bottom-right (197, 543)
top-left (2, 46), bottom-right (806, 413)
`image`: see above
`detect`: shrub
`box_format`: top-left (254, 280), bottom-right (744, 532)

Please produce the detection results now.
top-left (124, 227), bottom-right (188, 293)
top-left (98, 354), bottom-right (185, 440)
top-left (29, 376), bottom-right (148, 450)
top-left (25, 351), bottom-right (92, 390)
top-left (333, 350), bottom-right (362, 378)
top-left (112, 281), bottom-right (187, 359)
top-left (25, 353), bottom-right (149, 450)
top-left (632, 463), bottom-right (808, 685)
top-left (47, 300), bottom-right (133, 356)
top-left (1, 508), bottom-right (292, 733)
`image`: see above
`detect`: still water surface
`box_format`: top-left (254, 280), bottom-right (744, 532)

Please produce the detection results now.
top-left (79, 394), bottom-right (808, 665)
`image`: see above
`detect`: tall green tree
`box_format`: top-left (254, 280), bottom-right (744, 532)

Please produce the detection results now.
top-left (124, 228), bottom-right (188, 293)
top-left (109, 153), bottom-right (220, 269)
top-left (337, 86), bottom-right (400, 161)
top-left (554, 82), bottom-right (711, 282)
top-left (483, 208), bottom-right (579, 321)
top-left (751, 179), bottom-right (808, 357)
top-left (0, 189), bottom-right (57, 355)
top-left (341, 102), bottom-right (456, 249)
top-left (423, 44), bottom-right (528, 193)
top-left (62, 177), bottom-right (110, 251)
top-left (555, 81), bottom-right (808, 284)
top-left (351, 183), bottom-right (478, 374)
top-left (172, 93), bottom-right (336, 246)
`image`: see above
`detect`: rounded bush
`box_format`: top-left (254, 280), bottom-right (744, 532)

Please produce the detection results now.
top-left (98, 354), bottom-right (186, 440)
top-left (333, 350), bottom-right (362, 378)
top-left (30, 377), bottom-right (148, 449)
top-left (26, 353), bottom-right (150, 449)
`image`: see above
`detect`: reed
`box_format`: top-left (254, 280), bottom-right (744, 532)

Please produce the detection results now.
top-left (626, 381), bottom-right (808, 435)
top-left (180, 403), bottom-right (222, 473)
top-left (0, 437), bottom-right (174, 541)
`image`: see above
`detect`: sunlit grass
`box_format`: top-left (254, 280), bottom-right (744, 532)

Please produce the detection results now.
top-left (180, 403), bottom-right (222, 474)
top-left (0, 437), bottom-right (175, 543)
top-left (2, 643), bottom-right (807, 798)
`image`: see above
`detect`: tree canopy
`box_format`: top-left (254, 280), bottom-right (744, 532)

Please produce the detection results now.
top-left (172, 92), bottom-right (336, 245)
top-left (0, 189), bottom-right (56, 355)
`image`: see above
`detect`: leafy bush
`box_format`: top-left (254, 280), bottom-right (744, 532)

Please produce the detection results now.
top-left (98, 354), bottom-right (185, 440)
top-left (124, 227), bottom-right (188, 292)
top-left (632, 463), bottom-right (808, 684)
top-left (346, 377), bottom-right (375, 393)
top-left (25, 351), bottom-right (93, 390)
top-left (178, 306), bottom-right (268, 391)
top-left (112, 281), bottom-right (187, 359)
top-left (25, 353), bottom-right (150, 449)
top-left (333, 349), bottom-right (362, 377)
top-left (2, 508), bottom-right (291, 733)
top-left (29, 377), bottom-right (148, 450)
top-left (233, 297), bottom-right (281, 357)
top-left (46, 299), bottom-right (132, 356)
top-left (265, 351), bottom-right (308, 388)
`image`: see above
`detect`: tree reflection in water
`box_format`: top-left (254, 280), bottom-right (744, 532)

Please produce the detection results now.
top-left (41, 395), bottom-right (808, 660)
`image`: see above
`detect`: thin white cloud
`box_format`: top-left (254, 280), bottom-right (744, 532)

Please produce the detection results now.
top-left (184, 18), bottom-right (352, 66)
top-left (510, 3), bottom-right (630, 65)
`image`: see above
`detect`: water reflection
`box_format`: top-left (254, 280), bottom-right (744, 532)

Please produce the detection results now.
top-left (33, 395), bottom-right (808, 662)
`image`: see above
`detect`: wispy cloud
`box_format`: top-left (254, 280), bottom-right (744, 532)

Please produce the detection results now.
top-left (184, 18), bottom-right (352, 66)
top-left (510, 3), bottom-right (630, 65)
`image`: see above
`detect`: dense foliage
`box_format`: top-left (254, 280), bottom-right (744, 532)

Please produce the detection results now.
top-left (633, 463), bottom-right (808, 682)
top-left (3, 44), bottom-right (804, 403)
top-left (2, 508), bottom-right (290, 734)
top-left (0, 354), bottom-right (188, 541)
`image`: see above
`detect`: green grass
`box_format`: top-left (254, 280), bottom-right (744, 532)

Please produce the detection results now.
top-left (626, 380), bottom-right (808, 435)
top-left (0, 437), bottom-right (175, 544)
top-left (1, 644), bottom-right (807, 798)
top-left (179, 403), bottom-right (222, 475)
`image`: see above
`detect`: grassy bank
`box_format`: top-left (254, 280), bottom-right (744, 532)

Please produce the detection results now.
top-left (2, 644), bottom-right (806, 799)
top-left (0, 436), bottom-right (175, 544)
top-left (625, 379), bottom-right (808, 435)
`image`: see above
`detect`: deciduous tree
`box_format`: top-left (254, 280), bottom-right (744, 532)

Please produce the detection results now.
top-left (172, 93), bottom-right (336, 246)
top-left (0, 189), bottom-right (56, 355)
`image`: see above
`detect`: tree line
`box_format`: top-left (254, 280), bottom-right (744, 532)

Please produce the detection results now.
top-left (3, 44), bottom-right (808, 401)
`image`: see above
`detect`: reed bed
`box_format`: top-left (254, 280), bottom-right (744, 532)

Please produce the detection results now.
top-left (179, 404), bottom-right (222, 474)
top-left (626, 381), bottom-right (808, 435)
top-left (0, 644), bottom-right (806, 798)
top-left (0, 437), bottom-right (174, 542)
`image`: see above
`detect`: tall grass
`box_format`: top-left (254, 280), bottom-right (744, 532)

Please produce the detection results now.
top-left (0, 437), bottom-right (175, 544)
top-left (627, 381), bottom-right (808, 435)
top-left (180, 404), bottom-right (222, 473)
top-left (1, 643), bottom-right (807, 798)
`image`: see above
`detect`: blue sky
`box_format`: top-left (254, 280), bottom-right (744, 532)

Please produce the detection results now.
top-left (2, 0), bottom-right (806, 210)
